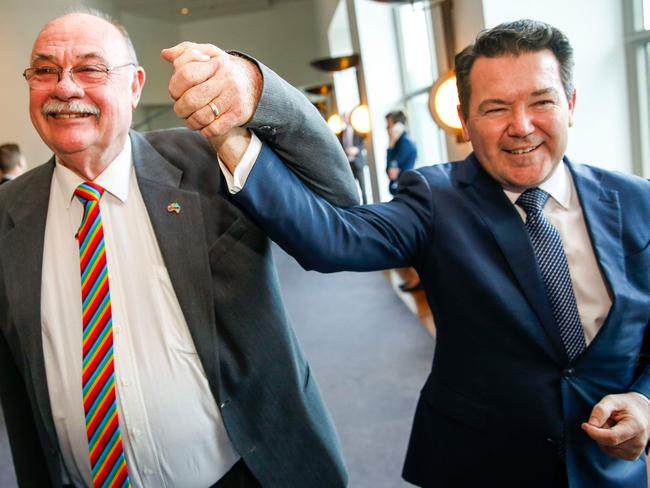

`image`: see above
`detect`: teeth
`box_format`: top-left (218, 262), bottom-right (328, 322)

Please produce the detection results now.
top-left (507, 146), bottom-right (537, 154)
top-left (50, 113), bottom-right (91, 119)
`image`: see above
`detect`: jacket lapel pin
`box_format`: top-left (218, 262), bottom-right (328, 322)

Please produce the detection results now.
top-left (167, 202), bottom-right (181, 214)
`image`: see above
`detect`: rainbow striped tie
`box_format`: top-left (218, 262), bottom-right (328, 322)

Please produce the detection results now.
top-left (75, 182), bottom-right (130, 488)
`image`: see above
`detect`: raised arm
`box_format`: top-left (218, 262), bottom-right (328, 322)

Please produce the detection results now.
top-left (215, 131), bottom-right (433, 273)
top-left (161, 43), bottom-right (358, 207)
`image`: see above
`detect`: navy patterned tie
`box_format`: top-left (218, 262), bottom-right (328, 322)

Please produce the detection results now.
top-left (516, 188), bottom-right (586, 360)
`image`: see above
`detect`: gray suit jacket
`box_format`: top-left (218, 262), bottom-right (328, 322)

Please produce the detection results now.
top-left (0, 63), bottom-right (358, 487)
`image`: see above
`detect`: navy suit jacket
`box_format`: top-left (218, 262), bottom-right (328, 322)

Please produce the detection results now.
top-left (232, 146), bottom-right (650, 488)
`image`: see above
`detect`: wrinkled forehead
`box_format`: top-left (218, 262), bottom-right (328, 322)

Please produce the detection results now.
top-left (31, 13), bottom-right (129, 65)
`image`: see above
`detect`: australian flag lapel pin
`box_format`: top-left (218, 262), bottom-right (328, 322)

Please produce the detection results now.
top-left (167, 202), bottom-right (181, 214)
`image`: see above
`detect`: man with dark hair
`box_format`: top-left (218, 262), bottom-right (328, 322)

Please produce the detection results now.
top-left (0, 143), bottom-right (26, 184)
top-left (188, 18), bottom-right (650, 487)
top-left (0, 9), bottom-right (358, 488)
top-left (385, 110), bottom-right (417, 195)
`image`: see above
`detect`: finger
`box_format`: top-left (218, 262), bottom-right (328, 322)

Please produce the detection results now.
top-left (587, 396), bottom-right (619, 427)
top-left (172, 48), bottom-right (211, 70)
top-left (185, 99), bottom-right (224, 131)
top-left (581, 418), bottom-right (641, 447)
top-left (161, 42), bottom-right (223, 63)
top-left (169, 58), bottom-right (220, 104)
top-left (173, 76), bottom-right (222, 120)
top-left (200, 112), bottom-right (240, 138)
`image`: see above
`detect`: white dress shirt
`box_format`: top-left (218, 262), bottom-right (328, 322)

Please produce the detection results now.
top-left (504, 161), bottom-right (612, 345)
top-left (222, 136), bottom-right (612, 346)
top-left (42, 136), bottom-right (239, 488)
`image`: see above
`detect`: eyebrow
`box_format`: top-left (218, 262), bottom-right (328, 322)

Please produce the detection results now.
top-left (530, 88), bottom-right (559, 97)
top-left (476, 88), bottom-right (561, 112)
top-left (477, 98), bottom-right (510, 112)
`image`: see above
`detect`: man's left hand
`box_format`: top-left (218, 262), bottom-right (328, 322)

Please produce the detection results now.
top-left (582, 392), bottom-right (650, 461)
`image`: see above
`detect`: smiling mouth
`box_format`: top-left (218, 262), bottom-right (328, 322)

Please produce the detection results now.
top-left (503, 144), bottom-right (542, 155)
top-left (47, 112), bottom-right (96, 119)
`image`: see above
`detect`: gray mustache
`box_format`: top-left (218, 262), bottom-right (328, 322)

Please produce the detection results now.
top-left (42, 100), bottom-right (100, 117)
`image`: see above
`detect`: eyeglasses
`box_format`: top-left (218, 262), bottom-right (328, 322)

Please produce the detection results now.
top-left (22, 63), bottom-right (136, 90)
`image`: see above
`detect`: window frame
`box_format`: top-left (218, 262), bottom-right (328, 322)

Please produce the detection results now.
top-left (624, 0), bottom-right (650, 177)
top-left (392, 1), bottom-right (448, 166)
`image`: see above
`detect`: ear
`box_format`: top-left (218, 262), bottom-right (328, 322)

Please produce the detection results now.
top-left (131, 66), bottom-right (146, 109)
top-left (457, 104), bottom-right (470, 141)
top-left (567, 89), bottom-right (576, 127)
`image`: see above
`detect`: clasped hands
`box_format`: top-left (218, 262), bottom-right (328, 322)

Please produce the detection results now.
top-left (161, 42), bottom-right (255, 167)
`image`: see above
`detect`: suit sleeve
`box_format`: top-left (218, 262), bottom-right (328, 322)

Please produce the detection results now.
top-left (232, 144), bottom-right (433, 272)
top-left (631, 318), bottom-right (650, 398)
top-left (245, 61), bottom-right (359, 208)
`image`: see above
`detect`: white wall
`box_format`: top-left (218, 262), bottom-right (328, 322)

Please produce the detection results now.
top-left (178, 0), bottom-right (328, 89)
top-left (313, 0), bottom-right (343, 58)
top-left (121, 13), bottom-right (180, 106)
top-left (0, 0), bottom-right (118, 168)
top-left (481, 0), bottom-right (631, 172)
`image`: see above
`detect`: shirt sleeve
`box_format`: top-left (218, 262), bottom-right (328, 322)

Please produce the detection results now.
top-left (218, 131), bottom-right (263, 194)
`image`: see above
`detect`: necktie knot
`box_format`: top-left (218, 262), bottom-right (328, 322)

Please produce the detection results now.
top-left (74, 181), bottom-right (105, 204)
top-left (516, 187), bottom-right (549, 217)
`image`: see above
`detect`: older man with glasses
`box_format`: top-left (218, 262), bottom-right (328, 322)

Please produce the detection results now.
top-left (0, 9), bottom-right (357, 488)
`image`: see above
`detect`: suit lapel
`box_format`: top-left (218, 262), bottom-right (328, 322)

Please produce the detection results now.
top-left (0, 161), bottom-right (60, 443)
top-left (567, 161), bottom-right (622, 336)
top-left (456, 155), bottom-right (567, 363)
top-left (129, 131), bottom-right (222, 400)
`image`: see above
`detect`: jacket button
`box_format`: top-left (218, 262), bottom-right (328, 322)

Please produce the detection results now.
top-left (562, 368), bottom-right (575, 379)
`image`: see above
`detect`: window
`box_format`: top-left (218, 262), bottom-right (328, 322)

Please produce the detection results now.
top-left (393, 2), bottom-right (447, 167)
top-left (625, 0), bottom-right (650, 176)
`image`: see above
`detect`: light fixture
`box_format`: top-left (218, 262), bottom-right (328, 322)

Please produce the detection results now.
top-left (327, 113), bottom-right (345, 135)
top-left (305, 84), bottom-right (333, 96)
top-left (429, 71), bottom-right (461, 134)
top-left (350, 104), bottom-right (371, 135)
top-left (179, 7), bottom-right (190, 15)
top-left (310, 54), bottom-right (360, 73)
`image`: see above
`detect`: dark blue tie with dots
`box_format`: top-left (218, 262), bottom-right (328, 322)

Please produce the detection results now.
top-left (516, 188), bottom-right (587, 361)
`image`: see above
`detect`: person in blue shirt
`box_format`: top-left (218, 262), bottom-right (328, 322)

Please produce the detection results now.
top-left (385, 110), bottom-right (417, 195)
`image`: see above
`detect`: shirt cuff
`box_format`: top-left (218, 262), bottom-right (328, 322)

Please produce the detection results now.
top-left (218, 131), bottom-right (262, 194)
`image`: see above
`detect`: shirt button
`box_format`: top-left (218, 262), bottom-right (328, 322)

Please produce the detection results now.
top-left (122, 378), bottom-right (130, 387)
top-left (114, 325), bottom-right (122, 334)
top-left (144, 468), bottom-right (154, 476)
top-left (132, 427), bottom-right (141, 437)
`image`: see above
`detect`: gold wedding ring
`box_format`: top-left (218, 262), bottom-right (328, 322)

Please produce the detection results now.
top-left (208, 101), bottom-right (221, 120)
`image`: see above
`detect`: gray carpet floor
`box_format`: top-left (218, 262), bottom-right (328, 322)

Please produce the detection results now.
top-left (0, 245), bottom-right (434, 487)
top-left (272, 246), bottom-right (433, 487)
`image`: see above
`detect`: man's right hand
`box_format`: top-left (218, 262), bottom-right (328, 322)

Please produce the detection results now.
top-left (161, 42), bottom-right (263, 139)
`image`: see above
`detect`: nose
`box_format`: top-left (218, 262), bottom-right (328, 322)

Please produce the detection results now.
top-left (507, 106), bottom-right (534, 138)
top-left (51, 70), bottom-right (84, 100)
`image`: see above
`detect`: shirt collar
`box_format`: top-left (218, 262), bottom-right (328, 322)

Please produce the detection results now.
top-left (54, 136), bottom-right (133, 208)
top-left (503, 159), bottom-right (571, 210)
